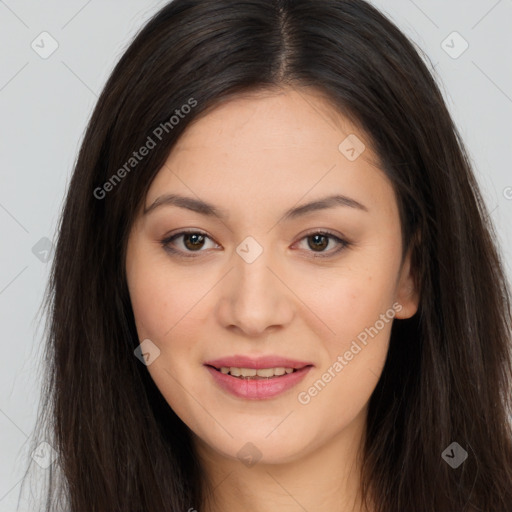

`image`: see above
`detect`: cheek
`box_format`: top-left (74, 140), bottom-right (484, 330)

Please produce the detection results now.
top-left (126, 261), bottom-right (213, 431)
top-left (296, 263), bottom-right (397, 347)
top-left (293, 283), bottom-right (394, 433)
top-left (293, 262), bottom-right (398, 405)
top-left (127, 247), bottom-right (210, 342)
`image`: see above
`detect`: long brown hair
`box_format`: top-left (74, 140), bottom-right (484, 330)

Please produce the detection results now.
top-left (19, 1), bottom-right (512, 510)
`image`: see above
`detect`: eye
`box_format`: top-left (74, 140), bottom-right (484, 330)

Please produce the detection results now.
top-left (160, 229), bottom-right (351, 259)
top-left (160, 230), bottom-right (219, 257)
top-left (294, 230), bottom-right (350, 258)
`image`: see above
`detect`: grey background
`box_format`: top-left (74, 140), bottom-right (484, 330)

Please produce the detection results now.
top-left (0, 0), bottom-right (511, 510)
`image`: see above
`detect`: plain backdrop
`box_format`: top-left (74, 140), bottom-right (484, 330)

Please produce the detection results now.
top-left (0, 1), bottom-right (511, 510)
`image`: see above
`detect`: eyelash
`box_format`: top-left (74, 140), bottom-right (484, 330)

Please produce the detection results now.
top-left (160, 229), bottom-right (351, 259)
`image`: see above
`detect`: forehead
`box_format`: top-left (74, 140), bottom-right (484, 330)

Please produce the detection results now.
top-left (174, 86), bottom-right (373, 155)
top-left (146, 86), bottom-right (397, 221)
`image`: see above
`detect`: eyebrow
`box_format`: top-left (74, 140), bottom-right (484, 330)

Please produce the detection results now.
top-left (143, 193), bottom-right (369, 219)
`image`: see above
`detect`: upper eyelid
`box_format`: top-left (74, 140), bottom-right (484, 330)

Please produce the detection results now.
top-left (161, 229), bottom-right (348, 254)
top-left (162, 230), bottom-right (216, 245)
top-left (162, 229), bottom-right (345, 244)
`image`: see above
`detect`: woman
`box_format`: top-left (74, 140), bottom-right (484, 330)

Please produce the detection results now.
top-left (21, 0), bottom-right (512, 510)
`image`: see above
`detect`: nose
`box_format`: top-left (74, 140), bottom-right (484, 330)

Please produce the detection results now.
top-left (215, 246), bottom-right (295, 337)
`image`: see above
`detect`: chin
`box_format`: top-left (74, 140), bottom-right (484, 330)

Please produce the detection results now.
top-left (195, 426), bottom-right (317, 467)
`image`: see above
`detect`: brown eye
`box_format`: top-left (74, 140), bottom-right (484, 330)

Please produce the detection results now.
top-left (307, 234), bottom-right (329, 251)
top-left (161, 230), bottom-right (218, 257)
top-left (183, 233), bottom-right (206, 251)
top-left (295, 230), bottom-right (350, 258)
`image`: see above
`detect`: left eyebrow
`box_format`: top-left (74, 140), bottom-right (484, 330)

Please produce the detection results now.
top-left (282, 194), bottom-right (369, 220)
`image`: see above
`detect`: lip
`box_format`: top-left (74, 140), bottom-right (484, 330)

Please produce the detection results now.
top-left (204, 355), bottom-right (314, 400)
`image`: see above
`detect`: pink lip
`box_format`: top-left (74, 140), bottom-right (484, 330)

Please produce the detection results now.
top-left (204, 355), bottom-right (314, 400)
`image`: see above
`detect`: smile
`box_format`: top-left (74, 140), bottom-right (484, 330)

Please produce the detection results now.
top-left (217, 366), bottom-right (297, 378)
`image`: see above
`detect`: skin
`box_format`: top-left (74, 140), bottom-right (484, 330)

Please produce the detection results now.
top-left (125, 85), bottom-right (419, 512)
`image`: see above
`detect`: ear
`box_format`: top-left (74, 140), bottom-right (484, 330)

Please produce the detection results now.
top-left (394, 235), bottom-right (420, 320)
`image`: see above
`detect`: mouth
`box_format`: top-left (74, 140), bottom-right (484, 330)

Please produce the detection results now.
top-left (206, 364), bottom-right (307, 379)
top-left (204, 362), bottom-right (314, 400)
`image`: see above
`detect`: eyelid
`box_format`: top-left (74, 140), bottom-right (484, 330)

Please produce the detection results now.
top-left (160, 229), bottom-right (351, 258)
top-left (291, 229), bottom-right (351, 258)
top-left (160, 229), bottom-right (219, 258)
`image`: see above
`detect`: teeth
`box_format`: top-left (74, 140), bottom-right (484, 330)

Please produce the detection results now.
top-left (239, 368), bottom-right (257, 377)
top-left (219, 366), bottom-right (297, 378)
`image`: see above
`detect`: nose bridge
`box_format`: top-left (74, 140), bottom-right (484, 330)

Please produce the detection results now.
top-left (234, 238), bottom-right (279, 304)
top-left (217, 236), bottom-right (294, 335)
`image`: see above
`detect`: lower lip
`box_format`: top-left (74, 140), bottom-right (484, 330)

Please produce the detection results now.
top-left (205, 365), bottom-right (313, 400)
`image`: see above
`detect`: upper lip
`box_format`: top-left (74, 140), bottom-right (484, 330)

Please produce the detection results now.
top-left (204, 355), bottom-right (314, 370)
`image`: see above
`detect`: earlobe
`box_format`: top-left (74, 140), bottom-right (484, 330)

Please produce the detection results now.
top-left (394, 241), bottom-right (420, 320)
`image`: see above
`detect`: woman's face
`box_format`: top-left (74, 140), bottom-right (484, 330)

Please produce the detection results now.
top-left (125, 86), bottom-right (418, 465)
